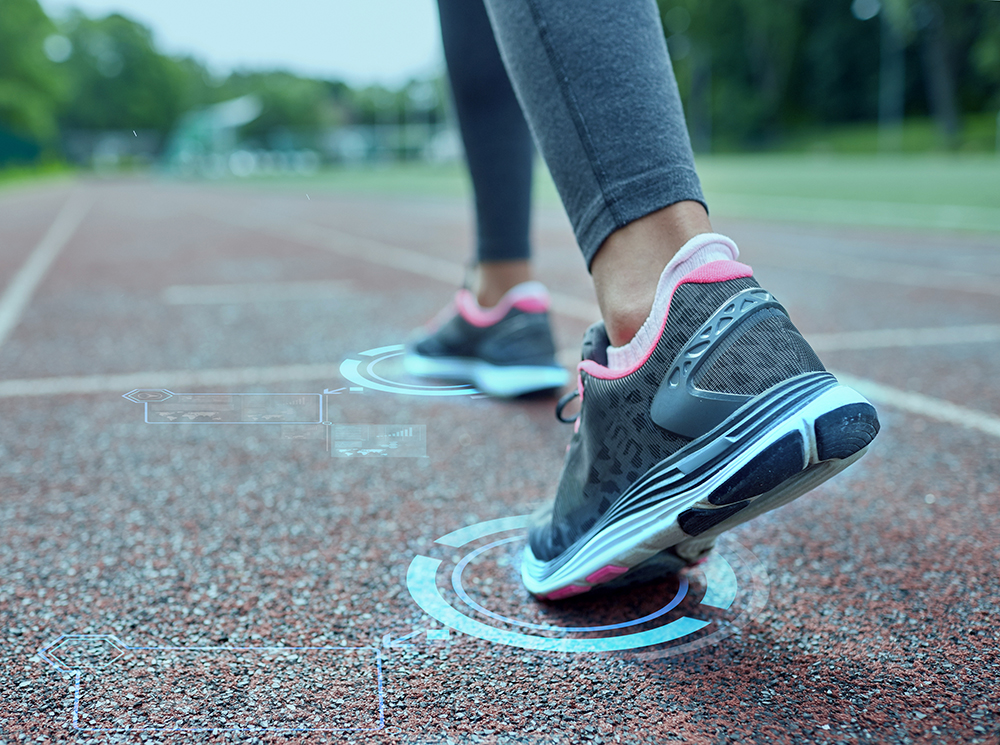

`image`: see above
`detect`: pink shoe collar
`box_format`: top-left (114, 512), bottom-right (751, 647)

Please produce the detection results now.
top-left (455, 281), bottom-right (551, 327)
top-left (580, 260), bottom-right (753, 380)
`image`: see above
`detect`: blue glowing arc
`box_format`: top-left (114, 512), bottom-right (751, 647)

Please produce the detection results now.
top-left (403, 515), bottom-right (749, 653)
top-left (450, 536), bottom-right (691, 632)
top-left (407, 556), bottom-right (709, 653)
top-left (339, 345), bottom-right (479, 397)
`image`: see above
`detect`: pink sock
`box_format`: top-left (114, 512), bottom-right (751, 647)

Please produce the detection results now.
top-left (606, 233), bottom-right (740, 371)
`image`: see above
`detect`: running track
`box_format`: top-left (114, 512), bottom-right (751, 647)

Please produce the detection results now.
top-left (0, 179), bottom-right (997, 744)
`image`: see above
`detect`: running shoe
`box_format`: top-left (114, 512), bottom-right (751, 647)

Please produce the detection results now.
top-left (404, 281), bottom-right (569, 397)
top-left (522, 259), bottom-right (879, 599)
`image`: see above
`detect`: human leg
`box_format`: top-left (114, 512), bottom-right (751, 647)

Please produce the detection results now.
top-left (475, 261), bottom-right (532, 309)
top-left (402, 0), bottom-right (567, 396)
top-left (591, 201), bottom-right (713, 346)
top-left (480, 0), bottom-right (707, 267)
top-left (477, 0), bottom-right (879, 596)
top-left (479, 0), bottom-right (721, 345)
top-left (437, 0), bottom-right (535, 307)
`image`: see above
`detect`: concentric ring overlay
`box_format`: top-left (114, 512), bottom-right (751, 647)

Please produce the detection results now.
top-left (452, 536), bottom-right (691, 633)
top-left (339, 345), bottom-right (479, 396)
top-left (406, 516), bottom-right (771, 657)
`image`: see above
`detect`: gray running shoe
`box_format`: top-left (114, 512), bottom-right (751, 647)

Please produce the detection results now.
top-left (522, 261), bottom-right (879, 599)
top-left (404, 282), bottom-right (568, 397)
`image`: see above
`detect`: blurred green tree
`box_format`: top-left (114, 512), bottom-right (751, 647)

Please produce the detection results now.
top-left (6, 0), bottom-right (997, 162)
top-left (58, 11), bottom-right (199, 135)
top-left (215, 71), bottom-right (342, 146)
top-left (972, 18), bottom-right (1000, 111)
top-left (661, 0), bottom-right (1000, 150)
top-left (0, 0), bottom-right (67, 149)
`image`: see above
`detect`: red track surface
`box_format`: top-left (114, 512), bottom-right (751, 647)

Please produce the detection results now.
top-left (0, 179), bottom-right (998, 744)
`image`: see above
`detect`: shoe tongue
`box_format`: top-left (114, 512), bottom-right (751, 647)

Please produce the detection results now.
top-left (580, 322), bottom-right (610, 365)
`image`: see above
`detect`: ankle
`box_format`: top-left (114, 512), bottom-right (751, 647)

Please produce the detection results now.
top-left (603, 233), bottom-right (742, 370)
top-left (601, 301), bottom-right (653, 348)
top-left (476, 260), bottom-right (532, 307)
top-left (592, 201), bottom-right (713, 346)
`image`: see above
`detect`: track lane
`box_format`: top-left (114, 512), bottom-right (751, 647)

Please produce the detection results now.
top-left (0, 179), bottom-right (996, 744)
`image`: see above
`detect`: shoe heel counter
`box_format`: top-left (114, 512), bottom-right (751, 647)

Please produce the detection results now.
top-left (650, 287), bottom-right (824, 438)
top-left (693, 307), bottom-right (826, 397)
top-left (479, 310), bottom-right (558, 365)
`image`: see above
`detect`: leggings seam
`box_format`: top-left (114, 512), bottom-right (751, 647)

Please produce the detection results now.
top-left (524, 0), bottom-right (622, 226)
top-left (575, 164), bottom-right (707, 258)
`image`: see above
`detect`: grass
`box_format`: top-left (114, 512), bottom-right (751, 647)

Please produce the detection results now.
top-left (230, 150), bottom-right (1000, 232)
top-left (695, 153), bottom-right (1000, 232)
top-left (775, 114), bottom-right (1000, 155)
top-left (0, 161), bottom-right (76, 192)
top-left (695, 153), bottom-right (999, 208)
top-left (8, 127), bottom-right (998, 232)
top-left (229, 161), bottom-right (473, 199)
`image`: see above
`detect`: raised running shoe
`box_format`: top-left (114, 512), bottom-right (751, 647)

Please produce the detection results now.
top-left (404, 282), bottom-right (569, 397)
top-left (522, 259), bottom-right (879, 599)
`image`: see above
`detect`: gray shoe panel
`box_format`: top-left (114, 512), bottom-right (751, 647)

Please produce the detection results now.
top-left (529, 277), bottom-right (762, 562)
top-left (530, 275), bottom-right (831, 567)
top-left (651, 287), bottom-right (790, 439)
top-left (410, 307), bottom-right (559, 367)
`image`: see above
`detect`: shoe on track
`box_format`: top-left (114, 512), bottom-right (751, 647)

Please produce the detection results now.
top-left (404, 281), bottom-right (568, 397)
top-left (522, 259), bottom-right (880, 599)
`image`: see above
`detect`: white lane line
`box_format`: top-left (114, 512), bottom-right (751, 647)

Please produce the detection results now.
top-left (557, 324), bottom-right (1000, 360)
top-left (176, 210), bottom-right (1000, 350)
top-left (1, 362), bottom-right (997, 441)
top-left (560, 322), bottom-right (1000, 369)
top-left (161, 276), bottom-right (1000, 353)
top-left (0, 363), bottom-right (346, 398)
top-left (213, 211), bottom-right (1000, 316)
top-left (0, 193), bottom-right (91, 350)
top-left (833, 371), bottom-right (1000, 439)
top-left (809, 324), bottom-right (1000, 352)
top-left (756, 249), bottom-right (1000, 297)
top-left (162, 280), bottom-right (353, 305)
top-left (207, 212), bottom-right (602, 322)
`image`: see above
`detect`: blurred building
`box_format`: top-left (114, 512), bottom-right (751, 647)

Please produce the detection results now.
top-left (159, 92), bottom-right (459, 177)
top-left (62, 129), bottom-right (161, 170)
top-left (163, 95), bottom-right (263, 176)
top-left (321, 123), bottom-right (459, 164)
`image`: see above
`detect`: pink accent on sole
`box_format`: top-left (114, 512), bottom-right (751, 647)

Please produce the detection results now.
top-left (579, 260), bottom-right (754, 381)
top-left (585, 565), bottom-right (629, 584)
top-left (542, 585), bottom-right (591, 601)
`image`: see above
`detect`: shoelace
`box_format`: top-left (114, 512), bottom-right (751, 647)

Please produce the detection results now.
top-left (555, 389), bottom-right (579, 423)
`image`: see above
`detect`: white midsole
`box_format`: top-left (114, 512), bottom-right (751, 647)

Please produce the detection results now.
top-left (404, 353), bottom-right (568, 397)
top-left (521, 383), bottom-right (871, 596)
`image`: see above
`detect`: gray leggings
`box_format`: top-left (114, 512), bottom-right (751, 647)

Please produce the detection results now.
top-left (438, 0), bottom-right (705, 269)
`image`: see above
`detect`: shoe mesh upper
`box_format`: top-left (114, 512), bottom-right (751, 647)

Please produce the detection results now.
top-left (412, 307), bottom-right (558, 367)
top-left (692, 309), bottom-right (825, 395)
top-left (530, 275), bottom-right (825, 563)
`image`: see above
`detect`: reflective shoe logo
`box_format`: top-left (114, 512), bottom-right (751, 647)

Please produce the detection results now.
top-left (650, 288), bottom-right (788, 438)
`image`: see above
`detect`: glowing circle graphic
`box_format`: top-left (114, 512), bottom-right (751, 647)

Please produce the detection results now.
top-left (339, 345), bottom-right (480, 397)
top-left (406, 516), bottom-right (770, 656)
top-left (451, 536), bottom-right (691, 632)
